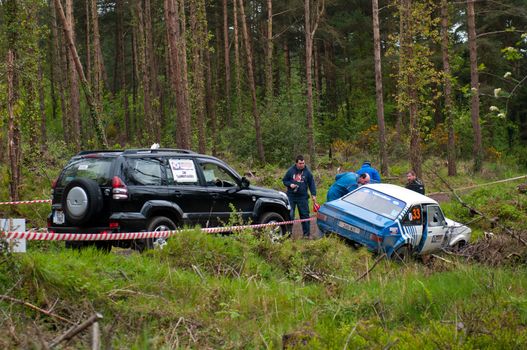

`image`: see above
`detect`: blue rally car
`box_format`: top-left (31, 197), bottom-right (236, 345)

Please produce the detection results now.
top-left (317, 184), bottom-right (471, 259)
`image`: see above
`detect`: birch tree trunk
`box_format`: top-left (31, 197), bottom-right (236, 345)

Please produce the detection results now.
top-left (467, 0), bottom-right (482, 172)
top-left (238, 0), bottom-right (265, 163)
top-left (372, 0), bottom-right (388, 176)
top-left (441, 0), bottom-right (456, 176)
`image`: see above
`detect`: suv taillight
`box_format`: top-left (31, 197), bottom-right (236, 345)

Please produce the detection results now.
top-left (51, 177), bottom-right (58, 195)
top-left (112, 176), bottom-right (128, 200)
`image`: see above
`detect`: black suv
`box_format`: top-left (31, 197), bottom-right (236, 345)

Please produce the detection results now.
top-left (48, 149), bottom-right (291, 250)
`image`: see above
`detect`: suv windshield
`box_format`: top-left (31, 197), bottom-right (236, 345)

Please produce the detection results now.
top-left (342, 187), bottom-right (406, 220)
top-left (59, 158), bottom-right (113, 186)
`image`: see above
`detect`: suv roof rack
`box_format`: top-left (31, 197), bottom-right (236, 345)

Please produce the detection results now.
top-left (76, 150), bottom-right (123, 156)
top-left (123, 148), bottom-right (196, 155)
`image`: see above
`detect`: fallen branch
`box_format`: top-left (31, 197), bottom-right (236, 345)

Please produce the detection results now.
top-left (0, 295), bottom-right (72, 324)
top-left (355, 253), bottom-right (386, 282)
top-left (48, 312), bottom-right (103, 348)
top-left (431, 254), bottom-right (453, 264)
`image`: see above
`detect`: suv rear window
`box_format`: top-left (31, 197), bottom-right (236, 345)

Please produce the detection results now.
top-left (59, 158), bottom-right (113, 187)
top-left (342, 187), bottom-right (406, 220)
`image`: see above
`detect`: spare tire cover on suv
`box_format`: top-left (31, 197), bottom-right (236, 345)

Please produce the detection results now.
top-left (62, 178), bottom-right (103, 225)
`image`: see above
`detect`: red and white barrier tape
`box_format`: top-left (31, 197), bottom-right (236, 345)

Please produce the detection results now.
top-left (0, 199), bottom-right (51, 205)
top-left (1, 217), bottom-right (316, 241)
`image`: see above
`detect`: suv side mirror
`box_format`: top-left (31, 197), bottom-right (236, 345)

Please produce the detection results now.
top-left (241, 176), bottom-right (250, 189)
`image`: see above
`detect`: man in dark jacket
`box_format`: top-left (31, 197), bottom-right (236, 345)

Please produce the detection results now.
top-left (405, 170), bottom-right (425, 195)
top-left (282, 155), bottom-right (317, 238)
top-left (356, 160), bottom-right (381, 183)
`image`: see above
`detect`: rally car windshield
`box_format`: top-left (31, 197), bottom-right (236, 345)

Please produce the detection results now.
top-left (342, 187), bottom-right (406, 220)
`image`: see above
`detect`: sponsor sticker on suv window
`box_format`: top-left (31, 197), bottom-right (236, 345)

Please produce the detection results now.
top-left (169, 159), bottom-right (198, 183)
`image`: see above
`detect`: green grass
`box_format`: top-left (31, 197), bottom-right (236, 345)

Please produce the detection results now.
top-left (1, 231), bottom-right (527, 348)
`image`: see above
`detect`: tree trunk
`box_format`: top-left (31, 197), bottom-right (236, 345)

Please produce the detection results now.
top-left (7, 49), bottom-right (21, 201)
top-left (441, 0), bottom-right (456, 176)
top-left (65, 0), bottom-right (81, 151)
top-left (144, 0), bottom-right (161, 141)
top-left (190, 0), bottom-right (207, 154)
top-left (238, 0), bottom-right (265, 163)
top-left (165, 0), bottom-right (192, 149)
top-left (372, 0), bottom-right (388, 176)
top-left (135, 0), bottom-right (154, 143)
top-left (91, 0), bottom-right (107, 102)
top-left (205, 44), bottom-right (218, 156)
top-left (233, 0), bottom-right (241, 113)
top-left (467, 0), bottom-right (482, 172)
top-left (38, 59), bottom-right (48, 153)
top-left (405, 0), bottom-right (422, 178)
top-left (223, 0), bottom-right (232, 124)
top-left (265, 0), bottom-right (273, 101)
top-left (54, 0), bottom-right (108, 148)
top-left (115, 0), bottom-right (130, 142)
top-left (284, 42), bottom-right (291, 93)
top-left (85, 0), bottom-right (91, 87)
top-left (51, 0), bottom-right (70, 145)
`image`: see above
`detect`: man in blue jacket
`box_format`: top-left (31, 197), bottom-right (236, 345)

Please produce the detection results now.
top-left (326, 172), bottom-right (370, 202)
top-left (282, 155), bottom-right (317, 238)
top-left (356, 160), bottom-right (381, 183)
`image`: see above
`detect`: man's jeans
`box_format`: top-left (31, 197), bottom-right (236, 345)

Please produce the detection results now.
top-left (288, 195), bottom-right (310, 236)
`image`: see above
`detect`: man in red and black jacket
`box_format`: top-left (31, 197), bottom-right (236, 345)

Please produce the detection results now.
top-left (282, 155), bottom-right (317, 238)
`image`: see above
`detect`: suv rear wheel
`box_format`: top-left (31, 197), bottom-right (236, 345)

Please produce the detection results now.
top-left (146, 216), bottom-right (177, 249)
top-left (62, 178), bottom-right (103, 226)
top-left (259, 212), bottom-right (288, 243)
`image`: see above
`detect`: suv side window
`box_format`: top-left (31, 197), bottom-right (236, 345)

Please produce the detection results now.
top-left (402, 205), bottom-right (423, 226)
top-left (199, 162), bottom-right (237, 187)
top-left (124, 158), bottom-right (164, 186)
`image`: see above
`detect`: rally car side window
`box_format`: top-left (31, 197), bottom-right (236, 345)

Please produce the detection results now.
top-left (403, 205), bottom-right (422, 226)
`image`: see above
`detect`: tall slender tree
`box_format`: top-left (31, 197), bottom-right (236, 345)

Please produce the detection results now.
top-left (304, 0), bottom-right (325, 164)
top-left (467, 0), bottom-right (483, 172)
top-left (372, 0), bottom-right (388, 176)
top-left (165, 0), bottom-right (192, 148)
top-left (53, 0), bottom-right (108, 147)
top-left (223, 0), bottom-right (231, 123)
top-left (441, 0), bottom-right (456, 176)
top-left (238, 0), bottom-right (265, 162)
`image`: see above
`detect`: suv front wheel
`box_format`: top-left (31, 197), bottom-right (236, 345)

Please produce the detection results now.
top-left (259, 212), bottom-right (288, 243)
top-left (147, 216), bottom-right (178, 249)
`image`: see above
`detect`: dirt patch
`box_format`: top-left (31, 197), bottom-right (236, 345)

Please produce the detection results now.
top-left (427, 192), bottom-right (451, 203)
